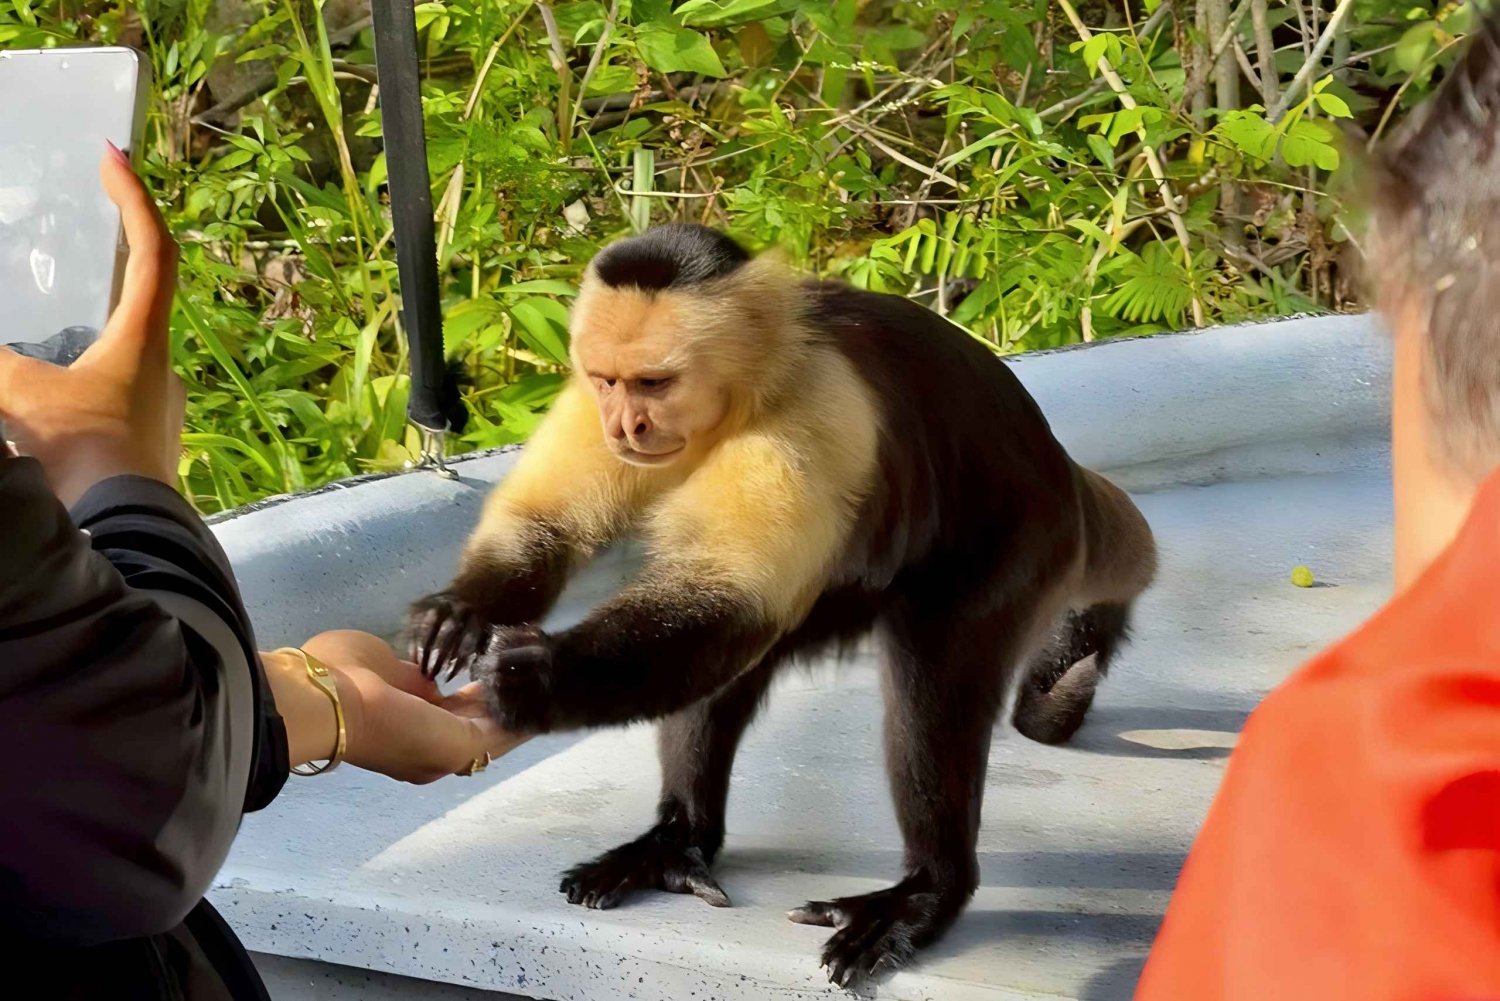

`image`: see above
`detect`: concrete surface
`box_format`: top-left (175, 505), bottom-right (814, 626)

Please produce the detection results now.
top-left (255, 952), bottom-right (525, 1000)
top-left (211, 314), bottom-right (1396, 999)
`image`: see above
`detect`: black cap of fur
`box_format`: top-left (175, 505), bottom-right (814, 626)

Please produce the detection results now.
top-left (591, 223), bottom-right (750, 291)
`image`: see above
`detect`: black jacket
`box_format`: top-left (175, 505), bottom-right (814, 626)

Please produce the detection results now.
top-left (0, 457), bottom-right (288, 998)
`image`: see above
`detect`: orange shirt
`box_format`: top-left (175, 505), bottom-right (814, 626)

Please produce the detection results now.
top-left (1137, 474), bottom-right (1500, 1001)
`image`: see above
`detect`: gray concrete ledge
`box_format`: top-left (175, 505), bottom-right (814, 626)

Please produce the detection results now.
top-left (212, 316), bottom-right (1396, 999)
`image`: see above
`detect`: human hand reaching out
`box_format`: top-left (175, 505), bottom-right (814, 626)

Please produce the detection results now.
top-left (269, 630), bottom-right (529, 784)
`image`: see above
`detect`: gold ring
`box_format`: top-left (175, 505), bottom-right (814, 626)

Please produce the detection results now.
top-left (460, 752), bottom-right (492, 777)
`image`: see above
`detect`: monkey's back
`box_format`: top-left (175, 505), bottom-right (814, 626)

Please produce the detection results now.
top-left (805, 282), bottom-right (1084, 602)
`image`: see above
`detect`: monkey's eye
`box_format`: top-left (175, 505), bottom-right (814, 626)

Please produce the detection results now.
top-left (598, 377), bottom-right (617, 390)
top-left (637, 376), bottom-right (673, 390)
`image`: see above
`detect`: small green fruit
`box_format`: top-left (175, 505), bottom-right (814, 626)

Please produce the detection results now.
top-left (1290, 565), bottom-right (1315, 588)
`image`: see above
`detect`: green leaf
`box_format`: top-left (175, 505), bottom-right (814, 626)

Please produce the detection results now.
top-left (675, 0), bottom-right (799, 28)
top-left (585, 63), bottom-right (637, 95)
top-left (1443, 3), bottom-right (1476, 35)
top-left (216, 149), bottom-right (258, 170)
top-left (1280, 119), bottom-right (1340, 171)
top-left (1395, 21), bottom-right (1436, 73)
top-left (632, 0), bottom-right (673, 23)
top-left (1067, 218), bottom-right (1115, 247)
top-left (443, 298), bottom-right (502, 351)
top-left (635, 23), bottom-right (726, 77)
top-left (237, 44), bottom-right (285, 63)
top-left (1314, 90), bottom-right (1352, 118)
top-left (508, 298), bottom-right (572, 366)
top-left (413, 2), bottom-right (447, 31)
top-left (1086, 133), bottom-right (1116, 166)
top-left (1217, 109), bottom-right (1278, 161)
top-left (1081, 34), bottom-right (1109, 75)
top-left (494, 279), bottom-right (581, 297)
top-left (1102, 244), bottom-right (1192, 325)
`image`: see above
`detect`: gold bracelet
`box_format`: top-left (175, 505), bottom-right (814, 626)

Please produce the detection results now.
top-left (275, 648), bottom-right (347, 777)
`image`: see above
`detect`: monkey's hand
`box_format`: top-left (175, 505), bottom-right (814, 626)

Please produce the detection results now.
top-left (408, 591), bottom-right (490, 683)
top-left (472, 623), bottom-right (555, 733)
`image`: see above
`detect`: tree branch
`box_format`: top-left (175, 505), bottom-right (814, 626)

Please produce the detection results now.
top-left (1056, 0), bottom-right (1205, 328)
top-left (1269, 0), bottom-right (1356, 122)
top-left (1040, 0), bottom-right (1173, 120)
top-left (570, 0), bottom-right (621, 130)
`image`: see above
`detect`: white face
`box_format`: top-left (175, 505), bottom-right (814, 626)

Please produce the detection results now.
top-left (571, 285), bottom-right (733, 467)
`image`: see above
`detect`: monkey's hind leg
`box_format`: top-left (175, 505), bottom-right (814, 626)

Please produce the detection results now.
top-left (559, 659), bottom-right (777, 911)
top-left (790, 606), bottom-right (1011, 989)
top-left (1010, 602), bottom-right (1132, 746)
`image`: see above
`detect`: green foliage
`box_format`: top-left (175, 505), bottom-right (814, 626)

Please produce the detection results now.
top-left (1, 0), bottom-right (1480, 511)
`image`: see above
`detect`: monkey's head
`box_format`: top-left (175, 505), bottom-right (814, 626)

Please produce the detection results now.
top-left (570, 224), bottom-right (802, 467)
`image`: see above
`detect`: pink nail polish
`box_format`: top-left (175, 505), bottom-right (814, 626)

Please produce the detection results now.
top-left (105, 140), bottom-right (130, 166)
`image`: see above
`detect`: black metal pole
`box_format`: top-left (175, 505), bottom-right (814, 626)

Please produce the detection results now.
top-left (370, 0), bottom-right (451, 434)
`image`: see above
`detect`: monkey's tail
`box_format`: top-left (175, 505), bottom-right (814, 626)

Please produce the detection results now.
top-left (1011, 603), bottom-right (1131, 745)
top-left (1011, 468), bottom-right (1155, 746)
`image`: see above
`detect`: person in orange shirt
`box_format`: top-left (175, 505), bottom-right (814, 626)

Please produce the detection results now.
top-left (1136, 15), bottom-right (1500, 1001)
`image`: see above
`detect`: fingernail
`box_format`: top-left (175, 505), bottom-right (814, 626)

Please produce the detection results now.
top-left (105, 140), bottom-right (130, 166)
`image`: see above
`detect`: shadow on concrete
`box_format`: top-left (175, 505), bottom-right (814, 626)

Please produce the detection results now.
top-left (1069, 705), bottom-right (1252, 760)
top-left (917, 909), bottom-right (1161, 975)
top-left (1078, 955), bottom-right (1149, 1001)
top-left (721, 847), bottom-right (1185, 892)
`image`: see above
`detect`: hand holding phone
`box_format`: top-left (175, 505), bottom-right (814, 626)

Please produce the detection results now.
top-left (0, 46), bottom-right (150, 364)
top-left (0, 150), bottom-right (184, 506)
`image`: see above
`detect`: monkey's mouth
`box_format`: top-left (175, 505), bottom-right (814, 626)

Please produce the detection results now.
top-left (614, 444), bottom-right (685, 466)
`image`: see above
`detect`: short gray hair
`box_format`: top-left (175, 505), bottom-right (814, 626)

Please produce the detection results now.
top-left (1369, 13), bottom-right (1500, 479)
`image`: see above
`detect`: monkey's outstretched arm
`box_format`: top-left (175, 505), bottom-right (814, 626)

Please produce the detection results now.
top-left (411, 382), bottom-right (650, 677)
top-left (476, 430), bottom-right (863, 731)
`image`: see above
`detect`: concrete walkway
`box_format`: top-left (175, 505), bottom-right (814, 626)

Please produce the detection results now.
top-left (213, 315), bottom-right (1395, 999)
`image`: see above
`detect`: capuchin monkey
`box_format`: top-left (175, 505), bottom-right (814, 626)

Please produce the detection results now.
top-left (409, 224), bottom-right (1157, 988)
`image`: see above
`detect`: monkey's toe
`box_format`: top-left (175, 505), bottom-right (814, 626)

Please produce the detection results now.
top-left (561, 834), bottom-right (729, 911)
top-left (790, 880), bottom-right (964, 991)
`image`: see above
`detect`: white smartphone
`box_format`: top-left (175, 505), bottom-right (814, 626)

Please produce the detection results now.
top-left (0, 46), bottom-right (150, 366)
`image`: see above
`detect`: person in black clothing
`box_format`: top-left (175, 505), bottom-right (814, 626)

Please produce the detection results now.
top-left (0, 148), bottom-right (523, 998)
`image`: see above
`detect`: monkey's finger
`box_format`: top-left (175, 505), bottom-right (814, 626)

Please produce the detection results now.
top-left (824, 922), bottom-right (883, 990)
top-left (409, 608), bottom-right (441, 675)
top-left (445, 617), bottom-right (489, 684)
top-left (684, 870), bottom-right (730, 908)
top-left (428, 612), bottom-right (469, 680)
top-left (415, 617), bottom-right (444, 678)
top-left (787, 901), bottom-right (842, 928)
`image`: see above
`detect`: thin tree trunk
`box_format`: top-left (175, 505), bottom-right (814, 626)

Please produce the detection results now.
top-left (1190, 1), bottom-right (1210, 127)
top-left (1206, 0), bottom-right (1241, 215)
top-left (1251, 0), bottom-right (1279, 106)
top-left (1332, 8), bottom-right (1351, 82)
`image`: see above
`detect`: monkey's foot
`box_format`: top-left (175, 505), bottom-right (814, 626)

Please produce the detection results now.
top-left (788, 877), bottom-right (967, 990)
top-left (560, 831), bottom-right (729, 911)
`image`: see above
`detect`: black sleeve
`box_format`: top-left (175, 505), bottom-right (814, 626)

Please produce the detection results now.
top-left (0, 458), bottom-right (287, 947)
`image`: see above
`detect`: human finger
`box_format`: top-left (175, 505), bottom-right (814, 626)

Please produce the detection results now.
top-left (305, 630), bottom-right (439, 700)
top-left (96, 144), bottom-right (177, 346)
top-left (341, 675), bottom-right (496, 783)
top-left (0, 345), bottom-right (50, 423)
